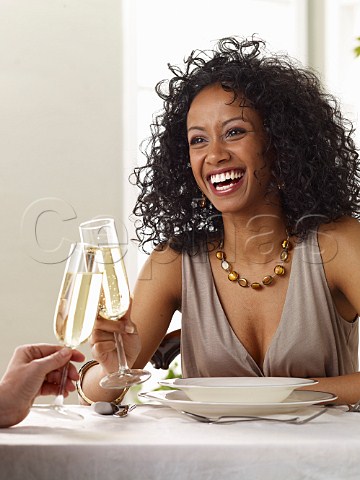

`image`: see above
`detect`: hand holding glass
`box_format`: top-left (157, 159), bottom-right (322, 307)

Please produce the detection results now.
top-left (79, 218), bottom-right (151, 389)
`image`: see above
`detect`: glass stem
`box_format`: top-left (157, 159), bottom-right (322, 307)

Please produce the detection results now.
top-left (54, 362), bottom-right (69, 407)
top-left (114, 332), bottom-right (130, 375)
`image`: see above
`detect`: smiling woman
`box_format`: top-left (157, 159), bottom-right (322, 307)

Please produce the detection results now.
top-left (186, 83), bottom-right (272, 216)
top-left (132, 37), bottom-right (359, 253)
top-left (79, 36), bottom-right (360, 407)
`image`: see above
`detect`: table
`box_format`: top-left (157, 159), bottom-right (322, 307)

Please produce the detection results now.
top-left (0, 403), bottom-right (359, 480)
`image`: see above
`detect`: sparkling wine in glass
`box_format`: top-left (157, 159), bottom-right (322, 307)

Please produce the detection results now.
top-left (34, 242), bottom-right (102, 419)
top-left (79, 218), bottom-right (151, 389)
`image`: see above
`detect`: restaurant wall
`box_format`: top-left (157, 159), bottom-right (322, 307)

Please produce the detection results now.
top-left (0, 0), bottom-right (127, 402)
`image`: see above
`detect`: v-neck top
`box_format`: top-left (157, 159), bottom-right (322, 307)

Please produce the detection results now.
top-left (180, 231), bottom-right (358, 378)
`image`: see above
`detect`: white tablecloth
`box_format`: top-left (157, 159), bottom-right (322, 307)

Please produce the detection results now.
top-left (0, 404), bottom-right (359, 480)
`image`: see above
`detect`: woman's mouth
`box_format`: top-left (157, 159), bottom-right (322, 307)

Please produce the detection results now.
top-left (208, 169), bottom-right (245, 193)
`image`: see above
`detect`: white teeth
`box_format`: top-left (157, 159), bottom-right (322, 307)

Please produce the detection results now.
top-left (217, 182), bottom-right (236, 191)
top-left (210, 170), bottom-right (244, 185)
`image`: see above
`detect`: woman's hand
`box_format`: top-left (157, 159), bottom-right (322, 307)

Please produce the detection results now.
top-left (89, 312), bottom-right (142, 375)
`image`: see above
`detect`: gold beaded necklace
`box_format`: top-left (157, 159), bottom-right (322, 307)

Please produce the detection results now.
top-left (216, 237), bottom-right (291, 290)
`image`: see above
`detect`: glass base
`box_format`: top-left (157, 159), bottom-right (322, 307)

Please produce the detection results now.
top-left (99, 368), bottom-right (151, 389)
top-left (32, 404), bottom-right (84, 420)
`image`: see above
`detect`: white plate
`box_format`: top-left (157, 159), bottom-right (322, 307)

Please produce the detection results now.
top-left (140, 389), bottom-right (337, 416)
top-left (158, 377), bottom-right (318, 403)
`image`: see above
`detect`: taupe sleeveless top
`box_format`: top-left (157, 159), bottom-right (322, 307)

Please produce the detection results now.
top-left (181, 231), bottom-right (358, 378)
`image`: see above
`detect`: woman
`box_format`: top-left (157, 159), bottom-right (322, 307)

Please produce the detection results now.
top-left (79, 37), bottom-right (360, 405)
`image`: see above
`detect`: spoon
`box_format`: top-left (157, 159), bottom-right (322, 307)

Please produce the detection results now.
top-left (113, 404), bottom-right (137, 418)
top-left (347, 399), bottom-right (360, 412)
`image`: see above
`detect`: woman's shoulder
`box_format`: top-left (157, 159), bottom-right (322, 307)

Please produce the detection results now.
top-left (136, 245), bottom-right (182, 305)
top-left (318, 216), bottom-right (360, 252)
top-left (147, 244), bottom-right (183, 270)
top-left (318, 217), bottom-right (360, 318)
top-left (318, 216), bottom-right (360, 275)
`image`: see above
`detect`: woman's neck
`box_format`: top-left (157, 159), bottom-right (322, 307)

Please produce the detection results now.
top-left (221, 212), bottom-right (288, 268)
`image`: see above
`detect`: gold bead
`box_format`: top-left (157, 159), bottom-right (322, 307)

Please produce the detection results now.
top-left (280, 250), bottom-right (288, 262)
top-left (281, 239), bottom-right (290, 249)
top-left (228, 271), bottom-right (239, 282)
top-left (262, 275), bottom-right (274, 285)
top-left (216, 251), bottom-right (225, 260)
top-left (274, 265), bottom-right (285, 276)
top-left (250, 282), bottom-right (262, 289)
top-left (238, 278), bottom-right (249, 287)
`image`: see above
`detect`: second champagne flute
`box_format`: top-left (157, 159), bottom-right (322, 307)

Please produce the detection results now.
top-left (79, 218), bottom-right (151, 389)
top-left (34, 242), bottom-right (102, 419)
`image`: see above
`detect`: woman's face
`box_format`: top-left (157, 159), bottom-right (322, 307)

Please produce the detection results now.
top-left (186, 83), bottom-right (273, 215)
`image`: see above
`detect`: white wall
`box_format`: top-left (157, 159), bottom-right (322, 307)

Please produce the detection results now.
top-left (323, 0), bottom-right (360, 146)
top-left (0, 0), bottom-right (126, 402)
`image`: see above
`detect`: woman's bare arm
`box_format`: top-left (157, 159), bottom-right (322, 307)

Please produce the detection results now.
top-left (81, 246), bottom-right (182, 404)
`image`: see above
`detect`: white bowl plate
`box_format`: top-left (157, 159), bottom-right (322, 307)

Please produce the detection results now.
top-left (140, 389), bottom-right (337, 416)
top-left (158, 377), bottom-right (318, 403)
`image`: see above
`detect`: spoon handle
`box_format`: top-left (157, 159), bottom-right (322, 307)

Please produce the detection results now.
top-left (113, 404), bottom-right (137, 417)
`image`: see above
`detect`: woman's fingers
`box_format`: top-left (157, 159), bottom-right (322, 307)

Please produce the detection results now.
top-left (91, 339), bottom-right (117, 355)
top-left (92, 315), bottom-right (138, 336)
top-left (93, 317), bottom-right (124, 333)
top-left (89, 319), bottom-right (131, 349)
top-left (122, 317), bottom-right (138, 334)
top-left (90, 328), bottom-right (115, 343)
top-left (88, 315), bottom-right (141, 372)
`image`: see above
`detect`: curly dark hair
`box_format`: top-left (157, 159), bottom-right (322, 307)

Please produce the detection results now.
top-left (131, 36), bottom-right (360, 254)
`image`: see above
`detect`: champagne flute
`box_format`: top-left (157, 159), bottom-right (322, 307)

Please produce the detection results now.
top-left (79, 218), bottom-right (151, 389)
top-left (34, 242), bottom-right (103, 419)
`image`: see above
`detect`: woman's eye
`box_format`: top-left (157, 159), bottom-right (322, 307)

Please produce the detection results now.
top-left (189, 136), bottom-right (205, 146)
top-left (225, 128), bottom-right (246, 138)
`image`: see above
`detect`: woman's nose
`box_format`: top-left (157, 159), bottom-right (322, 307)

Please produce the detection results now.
top-left (205, 139), bottom-right (230, 164)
